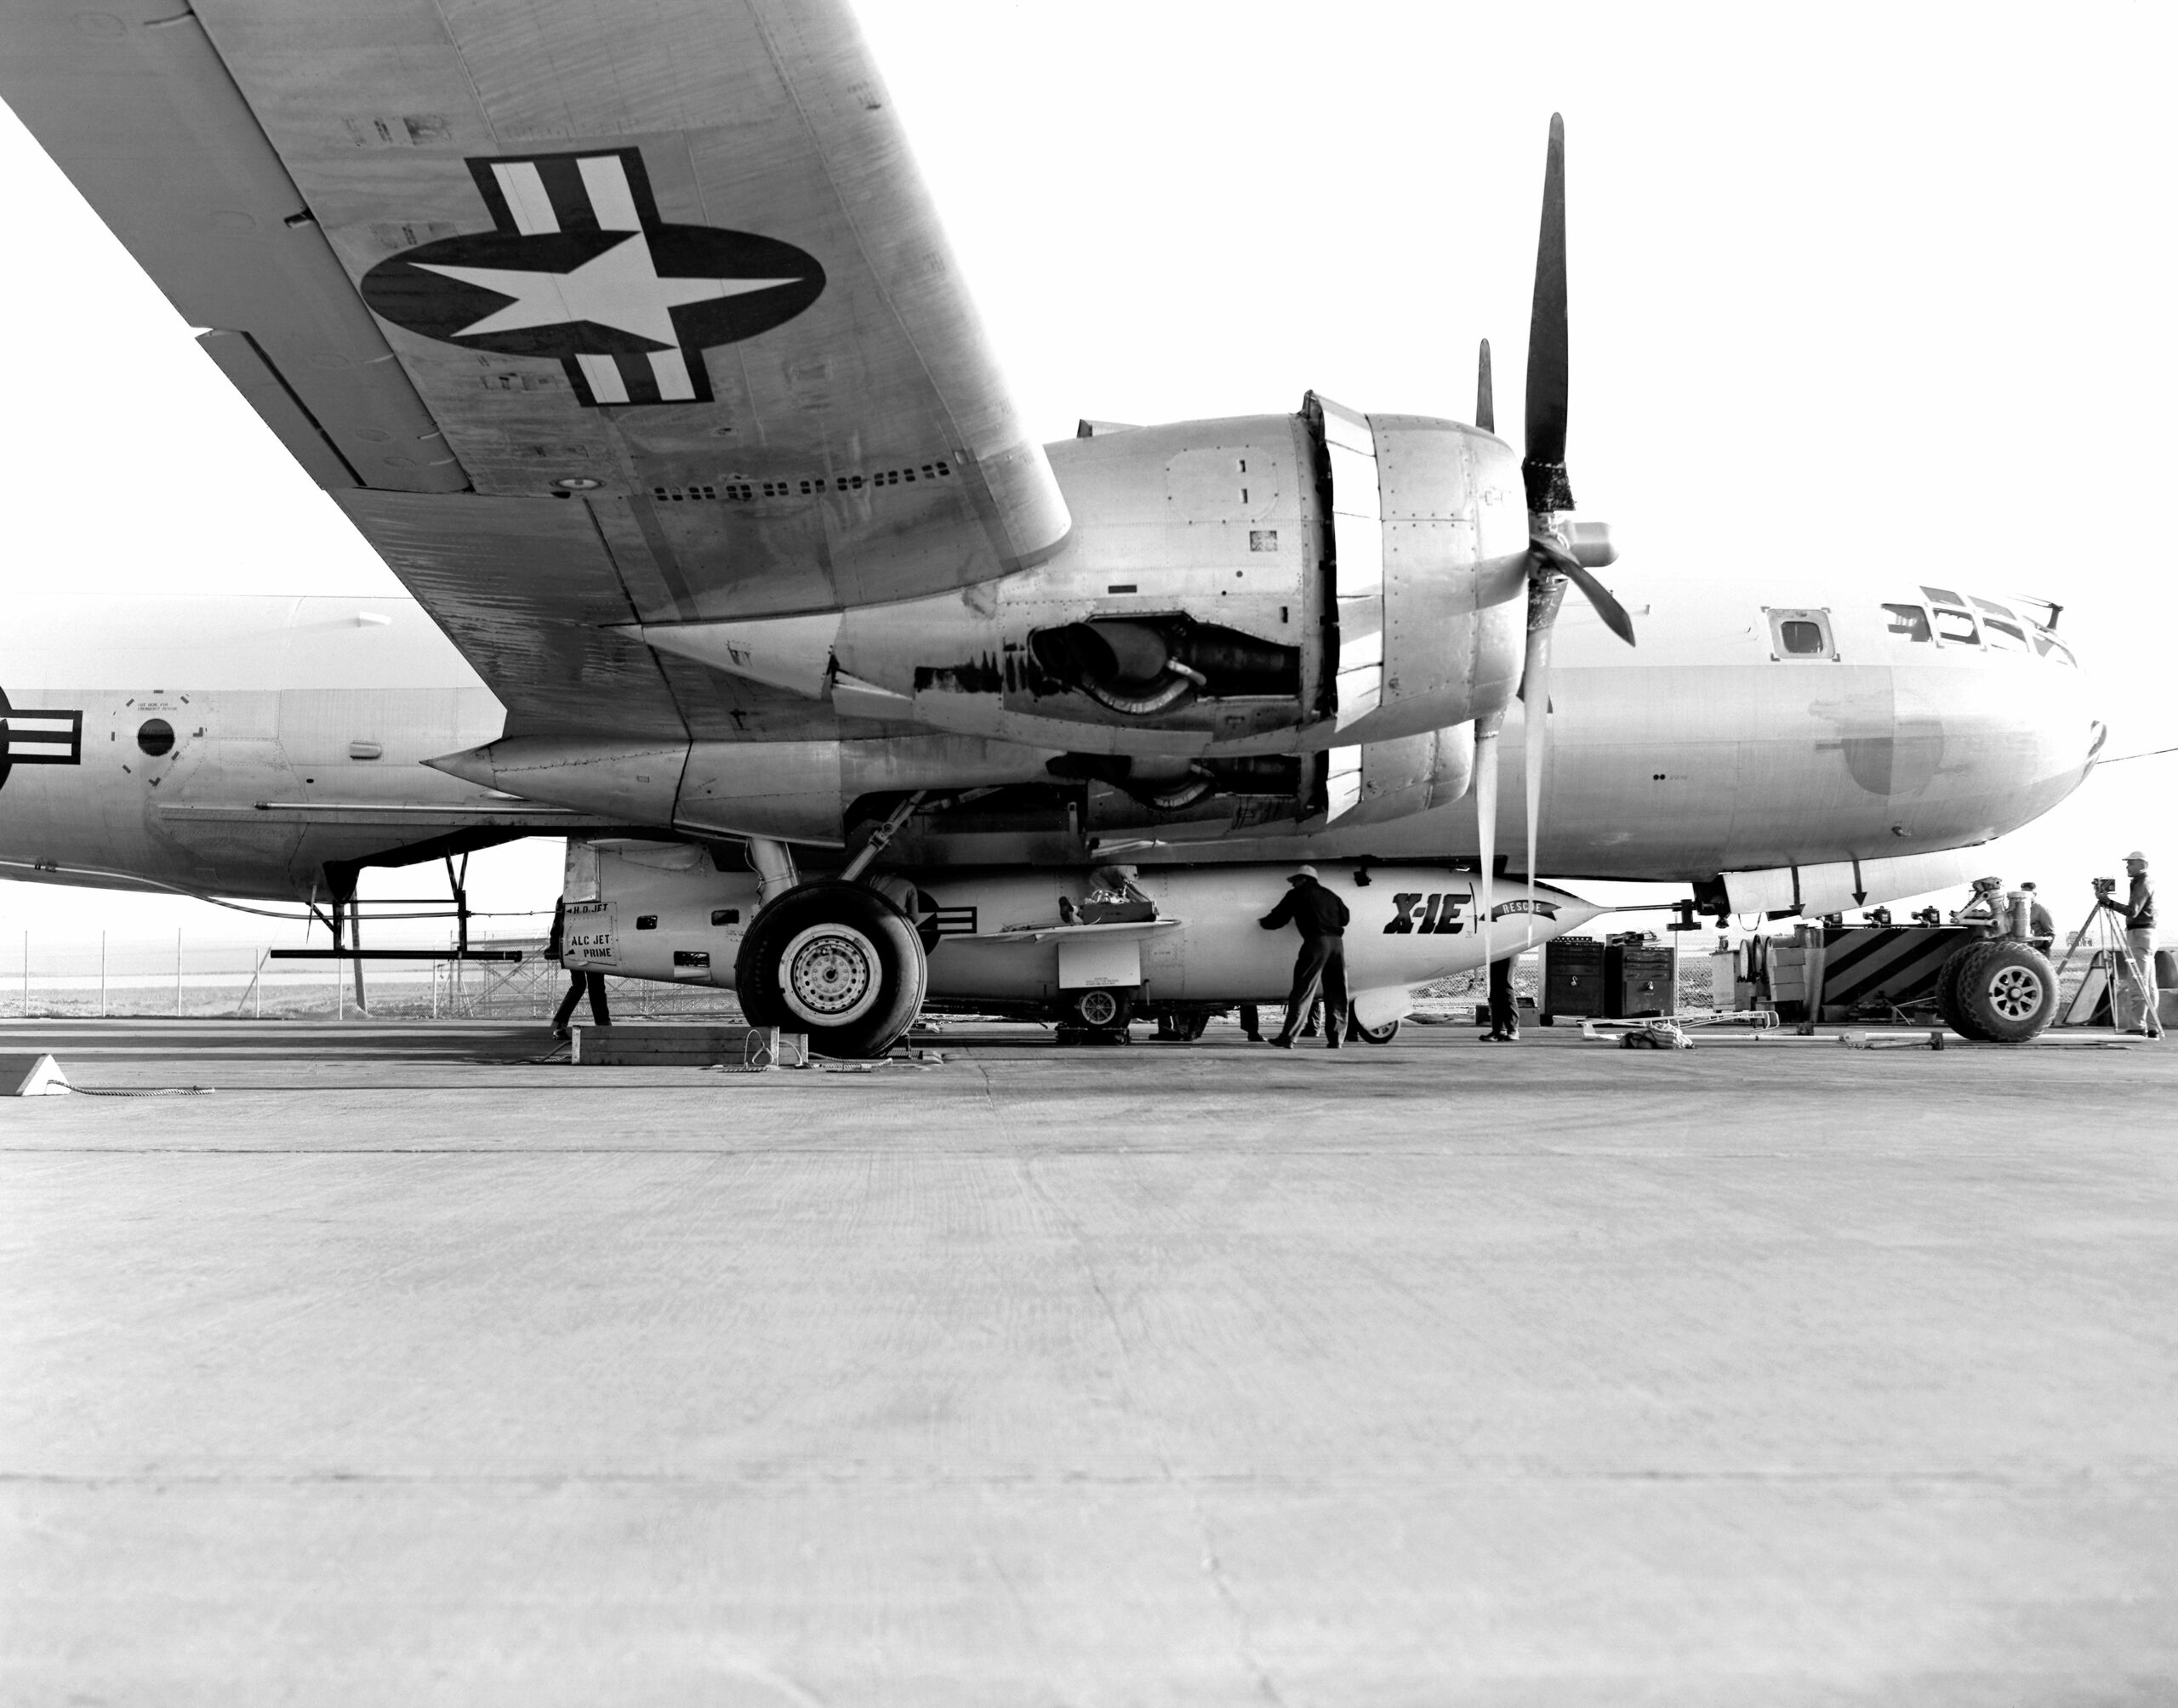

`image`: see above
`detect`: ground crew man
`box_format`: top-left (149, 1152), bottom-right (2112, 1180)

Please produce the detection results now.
top-left (1480, 954), bottom-right (1519, 1042)
top-left (2100, 851), bottom-right (2159, 1028)
top-left (546, 896), bottom-right (613, 1040)
top-left (2021, 882), bottom-right (2056, 951)
top-left (1257, 865), bottom-right (1348, 1049)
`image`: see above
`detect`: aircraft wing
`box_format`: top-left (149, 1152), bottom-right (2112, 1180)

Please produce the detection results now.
top-left (1, 0), bottom-right (1070, 738)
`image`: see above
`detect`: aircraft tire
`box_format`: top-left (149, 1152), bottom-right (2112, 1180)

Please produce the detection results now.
top-left (1951, 939), bottom-right (2058, 1044)
top-left (1934, 941), bottom-right (1991, 1040)
top-left (1351, 1015), bottom-right (1401, 1045)
top-left (734, 880), bottom-right (927, 1059)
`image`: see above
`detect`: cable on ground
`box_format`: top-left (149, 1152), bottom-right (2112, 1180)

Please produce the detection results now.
top-left (65, 1085), bottom-right (216, 1097)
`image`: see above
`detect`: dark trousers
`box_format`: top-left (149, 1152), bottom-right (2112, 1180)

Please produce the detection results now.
top-left (1275, 938), bottom-right (1348, 1041)
top-left (552, 969), bottom-right (612, 1030)
top-left (1488, 955), bottom-right (1518, 1037)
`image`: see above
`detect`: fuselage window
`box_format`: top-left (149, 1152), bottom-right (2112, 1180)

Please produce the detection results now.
top-left (1766, 608), bottom-right (1834, 659)
top-left (1883, 602), bottom-right (1933, 641)
top-left (135, 718), bottom-right (174, 756)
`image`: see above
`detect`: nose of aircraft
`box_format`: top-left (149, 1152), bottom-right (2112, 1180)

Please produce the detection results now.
top-left (2001, 641), bottom-right (2104, 830)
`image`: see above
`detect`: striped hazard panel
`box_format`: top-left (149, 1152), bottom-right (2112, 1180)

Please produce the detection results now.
top-left (1818, 926), bottom-right (1974, 1008)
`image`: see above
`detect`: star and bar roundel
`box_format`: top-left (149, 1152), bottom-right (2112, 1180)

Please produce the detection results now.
top-left (361, 150), bottom-right (825, 408)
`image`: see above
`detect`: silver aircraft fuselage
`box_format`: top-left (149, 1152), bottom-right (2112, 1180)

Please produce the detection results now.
top-left (0, 573), bottom-right (2100, 902)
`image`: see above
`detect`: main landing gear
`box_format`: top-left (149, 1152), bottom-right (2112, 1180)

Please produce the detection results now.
top-left (733, 880), bottom-right (928, 1059)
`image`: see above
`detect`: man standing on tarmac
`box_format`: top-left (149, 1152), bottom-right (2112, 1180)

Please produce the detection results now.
top-left (546, 895), bottom-right (613, 1041)
top-left (1480, 954), bottom-right (1520, 1043)
top-left (1257, 865), bottom-right (1349, 1049)
top-left (2101, 851), bottom-right (2159, 1026)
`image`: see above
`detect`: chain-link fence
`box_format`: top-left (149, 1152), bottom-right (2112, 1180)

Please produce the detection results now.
top-left (0, 931), bottom-right (753, 1022)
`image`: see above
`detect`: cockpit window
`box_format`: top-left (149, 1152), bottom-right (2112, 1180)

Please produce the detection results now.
top-left (1765, 607), bottom-right (1835, 660)
top-left (2033, 632), bottom-right (2078, 667)
top-left (1970, 597), bottom-right (2028, 652)
top-left (1931, 605), bottom-right (1981, 646)
top-left (1883, 603), bottom-right (1933, 642)
top-left (1921, 584), bottom-right (1965, 606)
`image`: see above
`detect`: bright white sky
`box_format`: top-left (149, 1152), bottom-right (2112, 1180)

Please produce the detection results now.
top-left (1, 0), bottom-right (2172, 954)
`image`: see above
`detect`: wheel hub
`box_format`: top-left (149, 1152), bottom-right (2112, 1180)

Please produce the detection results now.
top-left (1076, 989), bottom-right (1120, 1028)
top-left (786, 931), bottom-right (874, 1017)
top-left (1987, 965), bottom-right (2044, 1022)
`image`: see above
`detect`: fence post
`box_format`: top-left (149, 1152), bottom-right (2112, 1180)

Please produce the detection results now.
top-left (100, 931), bottom-right (107, 1019)
top-left (20, 930), bottom-right (27, 1019)
top-left (174, 929), bottom-right (183, 1017)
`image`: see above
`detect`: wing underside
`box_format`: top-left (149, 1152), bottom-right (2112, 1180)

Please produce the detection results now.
top-left (2, 0), bottom-right (1069, 738)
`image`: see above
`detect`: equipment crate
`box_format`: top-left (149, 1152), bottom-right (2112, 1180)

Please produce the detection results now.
top-left (1605, 943), bottom-right (1677, 1017)
top-left (1540, 937), bottom-right (1606, 1025)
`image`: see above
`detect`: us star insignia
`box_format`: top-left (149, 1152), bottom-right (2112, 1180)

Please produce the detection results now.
top-left (362, 148), bottom-right (825, 407)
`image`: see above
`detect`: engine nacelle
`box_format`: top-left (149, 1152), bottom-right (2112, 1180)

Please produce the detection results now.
top-left (562, 840), bottom-right (1604, 1025)
top-left (624, 397), bottom-right (1528, 827)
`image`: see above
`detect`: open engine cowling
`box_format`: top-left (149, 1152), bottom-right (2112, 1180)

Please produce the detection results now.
top-left (622, 398), bottom-right (1528, 829)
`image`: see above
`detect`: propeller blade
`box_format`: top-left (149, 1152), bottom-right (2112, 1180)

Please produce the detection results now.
top-left (1522, 113), bottom-right (1572, 516)
top-left (1519, 589), bottom-right (1559, 942)
top-left (1531, 533), bottom-right (1635, 646)
top-left (1473, 713), bottom-right (1502, 988)
top-left (1476, 338), bottom-right (1495, 435)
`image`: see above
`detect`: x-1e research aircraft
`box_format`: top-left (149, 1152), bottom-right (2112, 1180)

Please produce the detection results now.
top-left (0, 3), bottom-right (2101, 1054)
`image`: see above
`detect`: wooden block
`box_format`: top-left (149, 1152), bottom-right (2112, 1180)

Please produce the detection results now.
top-left (571, 1025), bottom-right (745, 1066)
top-left (0, 1054), bottom-right (70, 1096)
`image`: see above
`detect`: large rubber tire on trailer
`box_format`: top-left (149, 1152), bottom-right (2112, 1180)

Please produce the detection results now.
top-left (1934, 940), bottom-right (1991, 1040)
top-left (1950, 939), bottom-right (2059, 1043)
top-left (733, 880), bottom-right (927, 1059)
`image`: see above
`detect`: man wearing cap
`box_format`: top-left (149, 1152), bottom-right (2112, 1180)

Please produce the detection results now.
top-left (1257, 865), bottom-right (1350, 1049)
top-left (2101, 851), bottom-right (2159, 1030)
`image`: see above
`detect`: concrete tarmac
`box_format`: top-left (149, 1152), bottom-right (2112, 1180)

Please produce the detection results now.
top-left (4, 1016), bottom-right (2175, 1705)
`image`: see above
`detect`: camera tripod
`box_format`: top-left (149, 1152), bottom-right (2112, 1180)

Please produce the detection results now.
top-left (2052, 890), bottom-right (2163, 1037)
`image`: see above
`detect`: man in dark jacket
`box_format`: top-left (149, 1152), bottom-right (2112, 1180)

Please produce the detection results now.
top-left (546, 895), bottom-right (613, 1039)
top-left (1257, 865), bottom-right (1349, 1049)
